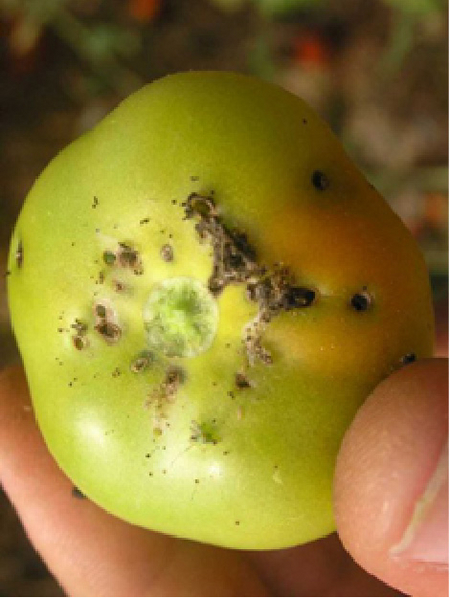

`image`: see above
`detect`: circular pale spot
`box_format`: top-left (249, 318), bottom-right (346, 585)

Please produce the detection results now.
top-left (143, 277), bottom-right (219, 358)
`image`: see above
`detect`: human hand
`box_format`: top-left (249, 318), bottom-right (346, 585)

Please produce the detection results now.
top-left (0, 359), bottom-right (447, 596)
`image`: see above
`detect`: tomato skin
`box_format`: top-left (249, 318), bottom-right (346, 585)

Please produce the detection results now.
top-left (7, 71), bottom-right (434, 549)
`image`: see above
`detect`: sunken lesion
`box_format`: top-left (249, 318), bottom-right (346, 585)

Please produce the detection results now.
top-left (102, 242), bottom-right (143, 275)
top-left (93, 302), bottom-right (122, 344)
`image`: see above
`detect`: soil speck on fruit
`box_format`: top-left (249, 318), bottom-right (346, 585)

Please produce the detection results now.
top-left (160, 244), bottom-right (174, 262)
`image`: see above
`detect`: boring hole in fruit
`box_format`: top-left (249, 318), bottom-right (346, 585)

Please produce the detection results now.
top-left (311, 170), bottom-right (330, 191)
top-left (15, 240), bottom-right (23, 268)
top-left (351, 290), bottom-right (372, 312)
top-left (401, 353), bottom-right (416, 365)
top-left (282, 287), bottom-right (316, 310)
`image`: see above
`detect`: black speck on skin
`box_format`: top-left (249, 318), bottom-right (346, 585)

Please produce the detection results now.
top-left (92, 196), bottom-right (99, 209)
top-left (351, 291), bottom-right (372, 312)
top-left (401, 353), bottom-right (417, 365)
top-left (311, 170), bottom-right (330, 191)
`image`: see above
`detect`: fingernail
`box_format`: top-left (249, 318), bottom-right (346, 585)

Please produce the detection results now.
top-left (390, 441), bottom-right (448, 565)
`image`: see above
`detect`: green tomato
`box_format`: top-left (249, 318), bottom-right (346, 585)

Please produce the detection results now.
top-left (7, 71), bottom-right (434, 549)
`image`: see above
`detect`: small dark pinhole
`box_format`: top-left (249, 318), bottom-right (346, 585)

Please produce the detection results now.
top-left (401, 353), bottom-right (416, 365)
top-left (311, 170), bottom-right (330, 191)
top-left (351, 291), bottom-right (372, 312)
top-left (15, 240), bottom-right (23, 268)
top-left (95, 304), bottom-right (107, 318)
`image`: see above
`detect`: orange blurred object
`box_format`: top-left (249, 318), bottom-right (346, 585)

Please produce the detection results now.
top-left (128, 0), bottom-right (161, 22)
top-left (293, 32), bottom-right (330, 68)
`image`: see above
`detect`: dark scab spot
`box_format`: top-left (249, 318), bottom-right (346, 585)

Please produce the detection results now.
top-left (311, 170), bottom-right (330, 191)
top-left (185, 192), bottom-right (216, 219)
top-left (72, 336), bottom-right (88, 350)
top-left (235, 372), bottom-right (251, 388)
top-left (15, 240), bottom-right (23, 268)
top-left (113, 280), bottom-right (126, 292)
top-left (235, 520), bottom-right (240, 526)
top-left (401, 353), bottom-right (416, 365)
top-left (92, 196), bottom-right (99, 209)
top-left (118, 243), bottom-right (139, 268)
top-left (140, 217), bottom-right (150, 225)
top-left (130, 351), bottom-right (154, 373)
top-left (282, 287), bottom-right (316, 310)
top-left (95, 321), bottom-right (121, 343)
top-left (95, 304), bottom-right (107, 318)
top-left (351, 291), bottom-right (372, 312)
top-left (165, 365), bottom-right (185, 388)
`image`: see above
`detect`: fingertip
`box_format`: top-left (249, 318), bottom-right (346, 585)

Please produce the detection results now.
top-left (334, 358), bottom-right (449, 597)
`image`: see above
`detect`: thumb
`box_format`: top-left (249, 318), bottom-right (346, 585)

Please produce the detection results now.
top-left (334, 358), bottom-right (448, 597)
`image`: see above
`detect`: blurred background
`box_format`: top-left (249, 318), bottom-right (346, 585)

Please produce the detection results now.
top-left (0, 0), bottom-right (447, 595)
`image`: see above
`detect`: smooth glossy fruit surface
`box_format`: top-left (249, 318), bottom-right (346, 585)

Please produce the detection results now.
top-left (7, 71), bottom-right (434, 549)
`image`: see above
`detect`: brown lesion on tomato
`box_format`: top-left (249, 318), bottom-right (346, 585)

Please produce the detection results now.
top-left (146, 365), bottom-right (186, 435)
top-left (71, 318), bottom-right (89, 350)
top-left (93, 302), bottom-right (122, 344)
top-left (102, 242), bottom-right (143, 275)
top-left (130, 350), bottom-right (154, 373)
top-left (183, 191), bottom-right (318, 366)
top-left (160, 243), bottom-right (174, 262)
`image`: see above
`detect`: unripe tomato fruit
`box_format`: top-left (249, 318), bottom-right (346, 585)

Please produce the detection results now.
top-left (7, 71), bottom-right (434, 549)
